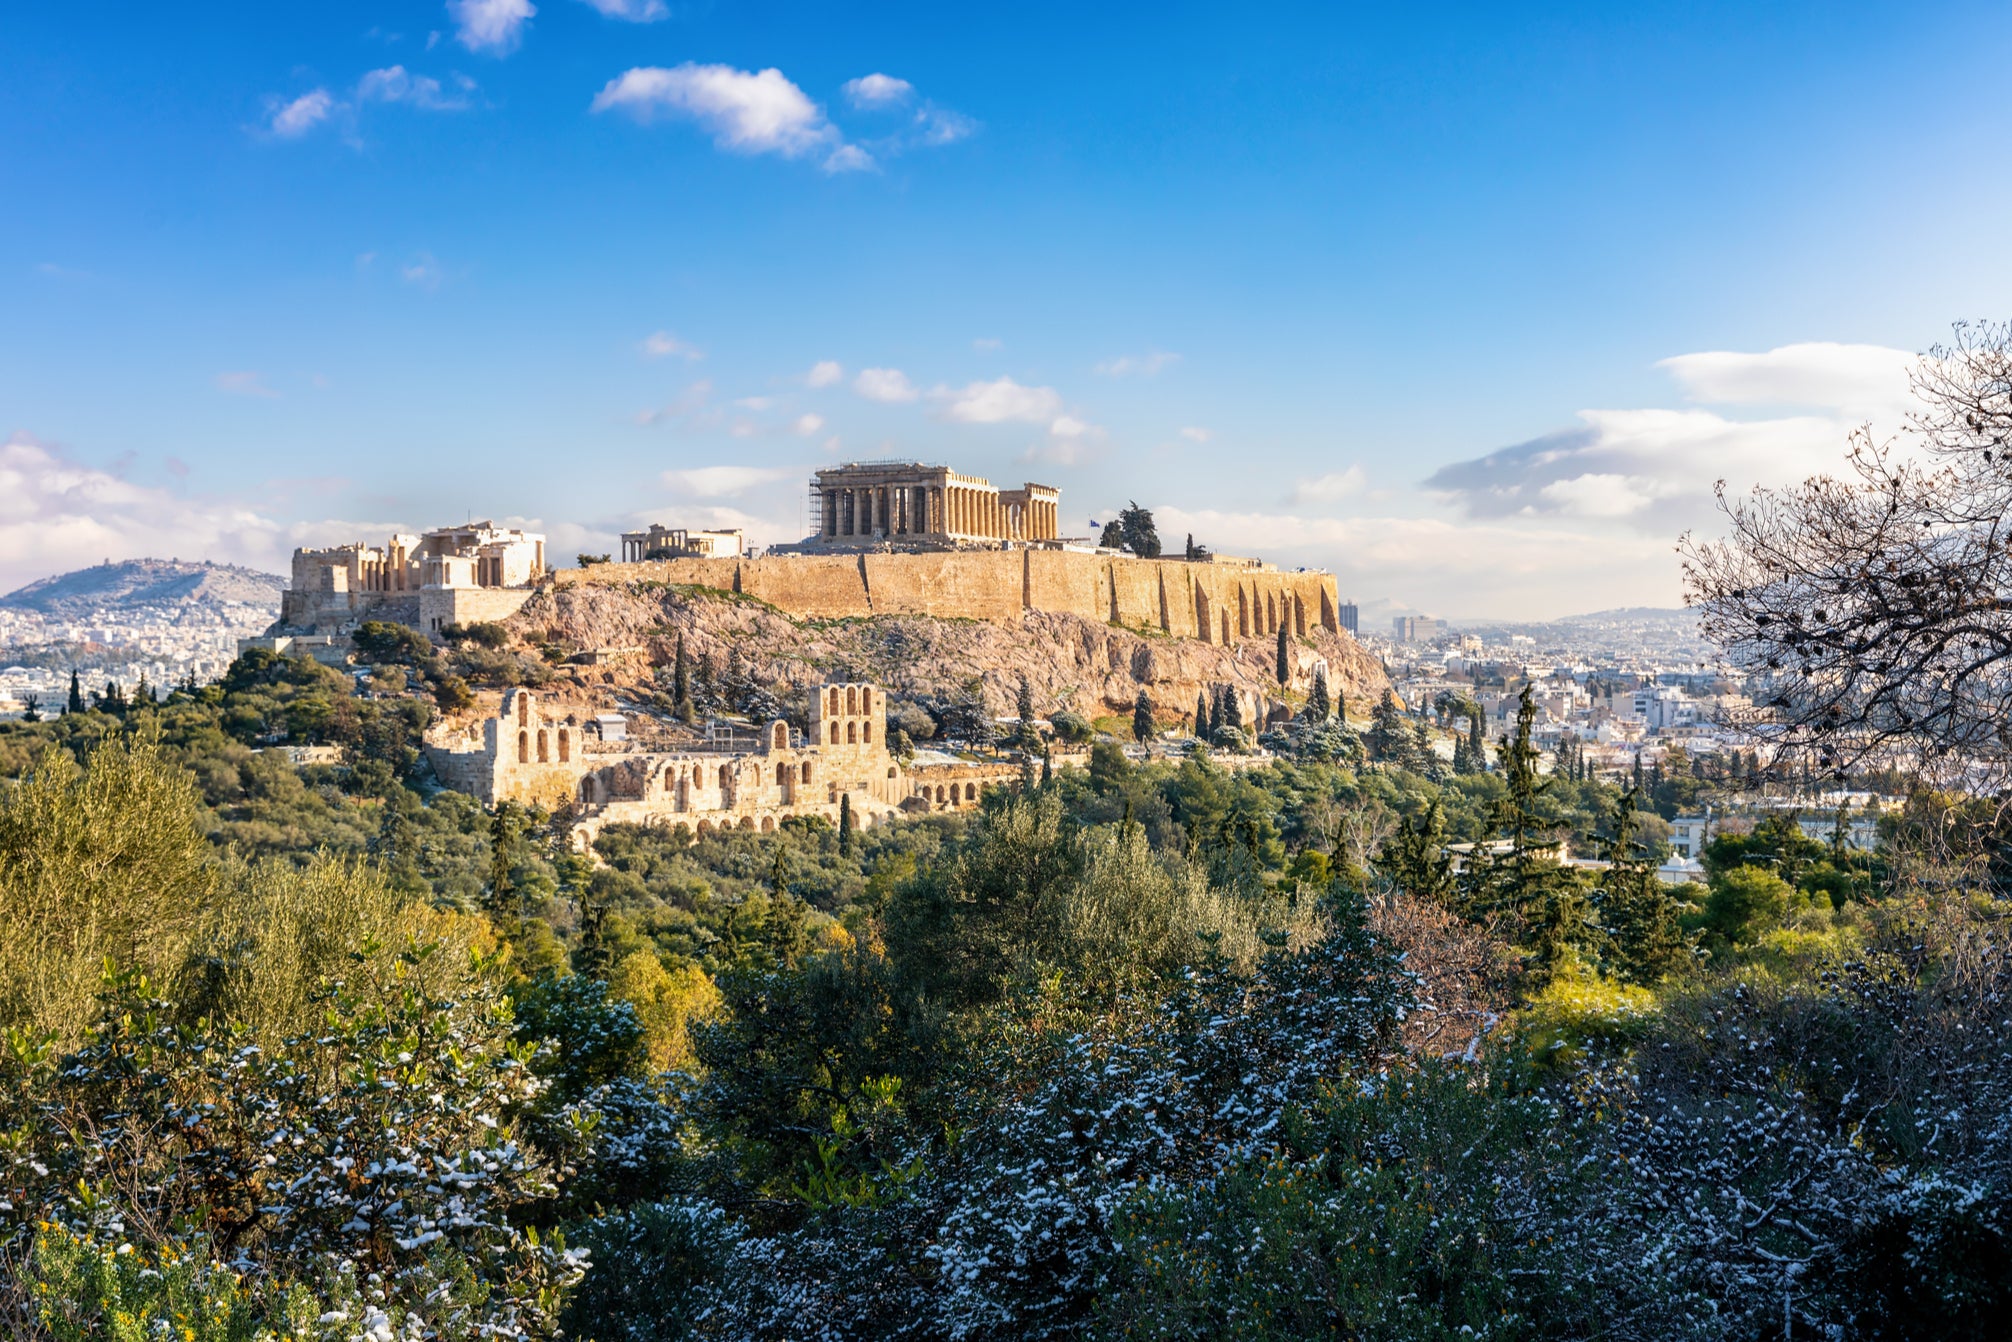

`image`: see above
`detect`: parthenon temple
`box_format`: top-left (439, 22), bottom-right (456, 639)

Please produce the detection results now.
top-left (808, 462), bottom-right (1061, 548)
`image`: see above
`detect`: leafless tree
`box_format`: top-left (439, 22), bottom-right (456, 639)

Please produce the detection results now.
top-left (1682, 320), bottom-right (2012, 789)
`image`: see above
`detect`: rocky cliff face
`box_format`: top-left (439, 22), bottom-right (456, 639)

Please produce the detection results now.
top-left (505, 580), bottom-right (1390, 727)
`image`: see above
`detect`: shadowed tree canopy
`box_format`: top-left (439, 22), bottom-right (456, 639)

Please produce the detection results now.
top-left (1683, 321), bottom-right (2012, 784)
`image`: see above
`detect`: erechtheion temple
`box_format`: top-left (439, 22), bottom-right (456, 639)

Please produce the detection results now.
top-left (424, 680), bottom-right (1020, 846)
top-left (282, 522), bottom-right (547, 633)
top-left (619, 525), bottom-right (745, 562)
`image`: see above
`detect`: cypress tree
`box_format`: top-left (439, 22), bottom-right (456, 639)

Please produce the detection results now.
top-left (67, 670), bottom-right (84, 715)
top-left (838, 792), bottom-right (855, 856)
top-left (1308, 666), bottom-right (1331, 722)
top-left (485, 801), bottom-right (522, 927)
top-left (1222, 686), bottom-right (1243, 733)
top-left (1596, 786), bottom-right (1689, 984)
top-left (1208, 687), bottom-right (1223, 739)
top-left (1195, 689), bottom-right (1210, 739)
top-left (1041, 746), bottom-right (1054, 785)
top-left (1275, 624), bottom-right (1290, 687)
top-left (1468, 705), bottom-right (1487, 773)
top-left (1132, 688), bottom-right (1154, 743)
top-left (673, 634), bottom-right (695, 722)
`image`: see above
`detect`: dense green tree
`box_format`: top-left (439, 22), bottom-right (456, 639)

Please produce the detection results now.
top-left (1132, 688), bottom-right (1155, 743)
top-left (1115, 501), bottom-right (1162, 558)
top-left (1594, 787), bottom-right (1692, 984)
top-left (1375, 798), bottom-right (1455, 904)
top-left (1194, 689), bottom-right (1210, 739)
top-left (838, 791), bottom-right (855, 856)
top-left (673, 633), bottom-right (695, 723)
top-left (66, 669), bottom-right (83, 714)
top-left (1275, 623), bottom-right (1290, 686)
top-left (1307, 666), bottom-right (1331, 722)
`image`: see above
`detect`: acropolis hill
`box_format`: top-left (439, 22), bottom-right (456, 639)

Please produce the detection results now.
top-left (260, 461), bottom-right (1386, 741)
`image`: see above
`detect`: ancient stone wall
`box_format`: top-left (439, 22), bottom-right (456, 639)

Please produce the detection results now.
top-left (554, 550), bottom-right (1341, 644)
top-left (418, 586), bottom-right (538, 635)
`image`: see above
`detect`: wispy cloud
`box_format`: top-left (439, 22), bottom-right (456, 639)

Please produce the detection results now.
top-left (843, 73), bottom-right (913, 107)
top-left (450, 0), bottom-right (535, 55)
top-left (972, 337), bottom-right (1002, 352)
top-left (1291, 468), bottom-right (1366, 504)
top-left (214, 371), bottom-right (280, 399)
top-left (400, 253), bottom-right (445, 289)
top-left (1094, 350), bottom-right (1179, 378)
top-left (592, 63), bottom-right (868, 172)
top-left (793, 413), bottom-right (825, 436)
top-left (357, 65), bottom-right (471, 110)
top-left (1179, 426), bottom-right (1211, 443)
top-left (805, 360), bottom-right (844, 387)
top-left (642, 330), bottom-right (703, 360)
top-left (578, 0), bottom-right (667, 19)
top-left (939, 376), bottom-right (1062, 425)
top-left (636, 379), bottom-right (712, 425)
top-left (268, 89), bottom-right (334, 137)
top-left (662, 465), bottom-right (788, 496)
top-left (854, 367), bottom-right (918, 403)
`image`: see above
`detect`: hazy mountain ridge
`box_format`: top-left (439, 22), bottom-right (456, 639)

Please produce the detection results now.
top-left (0, 559), bottom-right (285, 620)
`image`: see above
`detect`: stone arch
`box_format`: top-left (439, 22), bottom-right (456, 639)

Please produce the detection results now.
top-left (772, 721), bottom-right (788, 751)
top-left (847, 686), bottom-right (859, 714)
top-left (828, 687), bottom-right (841, 715)
top-left (557, 729), bottom-right (569, 763)
top-left (860, 688), bottom-right (872, 714)
top-left (518, 730), bottom-right (529, 764)
top-left (695, 820), bottom-right (713, 837)
top-left (738, 816), bottom-right (755, 830)
top-left (801, 761), bottom-right (813, 783)
top-left (582, 775), bottom-right (596, 804)
top-left (829, 721), bottom-right (840, 743)
top-left (537, 729), bottom-right (549, 763)
top-left (760, 815), bottom-right (775, 832)
top-left (848, 722), bottom-right (858, 744)
top-left (862, 720), bottom-right (872, 743)
top-left (935, 784), bottom-right (946, 803)
top-left (965, 782), bottom-right (977, 801)
top-left (887, 766), bottom-right (898, 779)
top-left (516, 693), bottom-right (529, 727)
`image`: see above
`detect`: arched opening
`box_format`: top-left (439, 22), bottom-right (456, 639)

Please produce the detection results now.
top-left (801, 762), bottom-right (813, 783)
top-left (772, 722), bottom-right (788, 751)
top-left (517, 730), bottom-right (529, 764)
top-left (537, 730), bottom-right (549, 763)
top-left (738, 816), bottom-right (755, 830)
top-left (935, 784), bottom-right (946, 803)
top-left (516, 694), bottom-right (529, 726)
top-left (887, 766), bottom-right (898, 779)
top-left (696, 820), bottom-right (713, 837)
top-left (862, 721), bottom-right (872, 744)
top-left (760, 816), bottom-right (775, 832)
top-left (582, 776), bottom-right (596, 803)
top-left (829, 722), bottom-right (840, 743)
top-left (860, 689), bottom-right (872, 714)
top-left (965, 783), bottom-right (978, 801)
top-left (776, 762), bottom-right (787, 786)
top-left (828, 687), bottom-right (840, 715)
top-left (847, 686), bottom-right (858, 713)
top-left (557, 729), bottom-right (570, 763)
top-left (848, 722), bottom-right (858, 744)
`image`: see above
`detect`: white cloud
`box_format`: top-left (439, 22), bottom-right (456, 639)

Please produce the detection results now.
top-left (854, 367), bottom-right (918, 403)
top-left (357, 65), bottom-right (468, 110)
top-left (1095, 351), bottom-right (1179, 378)
top-left (734, 396), bottom-right (773, 410)
top-left (214, 371), bottom-right (279, 399)
top-left (591, 63), bottom-right (859, 169)
top-left (939, 376), bottom-right (1063, 425)
top-left (0, 434), bottom-right (303, 594)
top-left (1657, 341), bottom-right (1913, 419)
top-left (1179, 426), bottom-right (1212, 443)
top-left (1424, 342), bottom-right (1923, 534)
top-left (642, 330), bottom-right (703, 360)
top-left (794, 413), bottom-right (825, 436)
top-left (661, 465), bottom-right (788, 497)
top-left (450, 0), bottom-right (535, 54)
top-left (972, 337), bottom-right (1002, 352)
top-left (805, 360), bottom-right (844, 387)
top-left (400, 253), bottom-right (444, 288)
top-left (269, 89), bottom-right (334, 137)
top-left (913, 105), bottom-right (977, 146)
top-left (1291, 467), bottom-right (1366, 504)
top-left (1048, 415), bottom-right (1090, 438)
top-left (579, 0), bottom-right (666, 20)
top-left (843, 73), bottom-right (913, 107)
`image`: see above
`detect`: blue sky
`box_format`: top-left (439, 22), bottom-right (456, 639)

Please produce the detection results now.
top-left (6, 1), bottom-right (2012, 618)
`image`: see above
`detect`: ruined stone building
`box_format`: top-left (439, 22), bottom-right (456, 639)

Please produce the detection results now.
top-left (803, 462), bottom-right (1062, 548)
top-left (619, 525), bottom-right (745, 562)
top-left (424, 680), bottom-right (1020, 847)
top-left (282, 522), bottom-right (547, 633)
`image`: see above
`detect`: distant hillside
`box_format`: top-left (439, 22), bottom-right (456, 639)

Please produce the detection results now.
top-left (0, 559), bottom-right (285, 619)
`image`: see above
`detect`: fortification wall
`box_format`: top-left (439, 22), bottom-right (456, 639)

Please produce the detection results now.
top-left (553, 549), bottom-right (1340, 644)
top-left (419, 586), bottom-right (537, 634)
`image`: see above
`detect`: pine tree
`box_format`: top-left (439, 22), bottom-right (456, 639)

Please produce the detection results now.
top-left (1132, 688), bottom-right (1154, 743)
top-left (1040, 747), bottom-right (1053, 785)
top-left (838, 792), bottom-right (855, 856)
top-left (1374, 798), bottom-right (1454, 904)
top-left (1336, 688), bottom-right (1348, 727)
top-left (485, 801), bottom-right (523, 928)
top-left (1275, 624), bottom-right (1290, 687)
top-left (1015, 676), bottom-right (1040, 749)
top-left (1368, 689), bottom-right (1408, 764)
top-left (1468, 702), bottom-right (1486, 773)
top-left (673, 634), bottom-right (695, 723)
top-left (1222, 686), bottom-right (1243, 734)
top-left (1595, 786), bottom-right (1690, 984)
top-left (1468, 685), bottom-right (1588, 980)
top-left (1307, 666), bottom-right (1331, 722)
top-left (67, 670), bottom-right (84, 715)
top-left (1195, 689), bottom-right (1211, 740)
top-left (1019, 751), bottom-right (1040, 792)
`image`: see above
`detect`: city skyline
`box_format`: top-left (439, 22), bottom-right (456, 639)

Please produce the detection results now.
top-left (8, 2), bottom-right (2012, 617)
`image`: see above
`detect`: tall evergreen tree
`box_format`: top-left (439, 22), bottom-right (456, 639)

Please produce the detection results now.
top-left (485, 801), bottom-right (523, 928)
top-left (1367, 689), bottom-right (1409, 765)
top-left (1467, 684), bottom-right (1589, 981)
top-left (1275, 624), bottom-right (1290, 687)
top-left (1307, 666), bottom-right (1331, 722)
top-left (1194, 689), bottom-right (1210, 740)
top-left (1595, 786), bottom-right (1690, 984)
top-left (1132, 688), bottom-right (1155, 743)
top-left (67, 670), bottom-right (84, 715)
top-left (1207, 687), bottom-right (1223, 739)
top-left (1468, 703), bottom-right (1487, 773)
top-left (1221, 686), bottom-right (1243, 734)
top-left (1374, 799), bottom-right (1455, 904)
top-left (837, 792), bottom-right (855, 856)
top-left (673, 634), bottom-right (695, 722)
